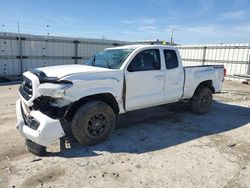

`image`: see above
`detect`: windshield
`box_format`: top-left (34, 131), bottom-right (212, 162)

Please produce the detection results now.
top-left (84, 48), bottom-right (134, 69)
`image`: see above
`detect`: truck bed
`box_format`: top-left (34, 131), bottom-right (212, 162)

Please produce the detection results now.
top-left (182, 65), bottom-right (224, 99)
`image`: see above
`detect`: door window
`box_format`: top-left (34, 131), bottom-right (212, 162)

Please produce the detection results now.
top-left (164, 50), bottom-right (178, 69)
top-left (127, 49), bottom-right (161, 72)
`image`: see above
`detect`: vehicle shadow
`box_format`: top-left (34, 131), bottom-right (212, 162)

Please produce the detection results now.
top-left (47, 100), bottom-right (250, 158)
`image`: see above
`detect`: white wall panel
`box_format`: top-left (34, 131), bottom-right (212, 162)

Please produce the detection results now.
top-left (177, 43), bottom-right (250, 76)
top-left (0, 59), bottom-right (20, 75)
top-left (1, 32), bottom-right (249, 77)
top-left (0, 32), bottom-right (130, 75)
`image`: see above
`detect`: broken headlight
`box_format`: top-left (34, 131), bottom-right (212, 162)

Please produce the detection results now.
top-left (38, 82), bottom-right (73, 98)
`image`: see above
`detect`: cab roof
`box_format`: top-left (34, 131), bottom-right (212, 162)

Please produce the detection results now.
top-left (106, 44), bottom-right (176, 50)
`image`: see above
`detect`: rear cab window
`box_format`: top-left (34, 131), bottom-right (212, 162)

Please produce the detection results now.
top-left (164, 49), bottom-right (179, 69)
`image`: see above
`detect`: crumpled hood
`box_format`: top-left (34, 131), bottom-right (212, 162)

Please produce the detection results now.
top-left (34, 64), bottom-right (110, 79)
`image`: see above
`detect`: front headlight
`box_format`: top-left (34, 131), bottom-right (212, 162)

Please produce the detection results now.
top-left (38, 82), bottom-right (73, 98)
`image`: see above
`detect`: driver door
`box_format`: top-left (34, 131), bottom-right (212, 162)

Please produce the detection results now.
top-left (125, 49), bottom-right (165, 111)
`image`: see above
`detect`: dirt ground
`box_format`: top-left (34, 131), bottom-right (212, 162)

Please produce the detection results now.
top-left (0, 80), bottom-right (249, 188)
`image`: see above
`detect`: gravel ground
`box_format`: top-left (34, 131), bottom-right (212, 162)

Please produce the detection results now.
top-left (0, 80), bottom-right (249, 188)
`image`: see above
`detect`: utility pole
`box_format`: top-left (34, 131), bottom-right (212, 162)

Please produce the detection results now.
top-left (170, 28), bottom-right (175, 45)
top-left (247, 32), bottom-right (250, 75)
top-left (17, 22), bottom-right (20, 34)
top-left (46, 24), bottom-right (50, 36)
top-left (17, 21), bottom-right (23, 74)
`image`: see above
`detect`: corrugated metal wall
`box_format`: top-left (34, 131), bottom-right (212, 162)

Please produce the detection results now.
top-left (177, 44), bottom-right (250, 77)
top-left (1, 32), bottom-right (249, 77)
top-left (0, 32), bottom-right (131, 76)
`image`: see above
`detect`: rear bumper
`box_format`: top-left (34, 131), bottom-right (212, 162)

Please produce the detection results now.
top-left (16, 99), bottom-right (65, 147)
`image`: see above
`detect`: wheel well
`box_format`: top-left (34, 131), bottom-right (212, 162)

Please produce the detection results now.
top-left (196, 80), bottom-right (215, 93)
top-left (64, 93), bottom-right (119, 120)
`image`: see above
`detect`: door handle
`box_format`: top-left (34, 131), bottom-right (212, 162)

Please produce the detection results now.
top-left (154, 75), bottom-right (164, 79)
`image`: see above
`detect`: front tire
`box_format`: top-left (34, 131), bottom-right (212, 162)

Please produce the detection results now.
top-left (25, 139), bottom-right (46, 156)
top-left (71, 101), bottom-right (116, 146)
top-left (190, 86), bottom-right (213, 114)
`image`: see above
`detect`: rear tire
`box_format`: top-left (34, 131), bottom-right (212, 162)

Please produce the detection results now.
top-left (71, 101), bottom-right (116, 146)
top-left (190, 86), bottom-right (213, 114)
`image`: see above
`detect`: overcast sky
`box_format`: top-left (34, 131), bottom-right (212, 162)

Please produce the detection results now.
top-left (0, 0), bottom-right (250, 44)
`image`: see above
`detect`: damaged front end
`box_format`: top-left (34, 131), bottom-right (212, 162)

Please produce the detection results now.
top-left (16, 70), bottom-right (74, 154)
top-left (32, 96), bottom-right (69, 119)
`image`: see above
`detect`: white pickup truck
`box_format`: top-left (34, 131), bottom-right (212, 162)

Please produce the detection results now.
top-left (16, 44), bottom-right (225, 155)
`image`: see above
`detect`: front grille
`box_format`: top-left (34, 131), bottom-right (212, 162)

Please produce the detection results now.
top-left (19, 76), bottom-right (33, 100)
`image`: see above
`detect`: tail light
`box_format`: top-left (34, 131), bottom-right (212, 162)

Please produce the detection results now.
top-left (224, 68), bottom-right (227, 77)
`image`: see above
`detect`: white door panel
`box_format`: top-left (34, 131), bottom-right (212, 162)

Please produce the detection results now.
top-left (125, 70), bottom-right (165, 111)
top-left (163, 49), bottom-right (184, 102)
top-left (164, 68), bottom-right (184, 102)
